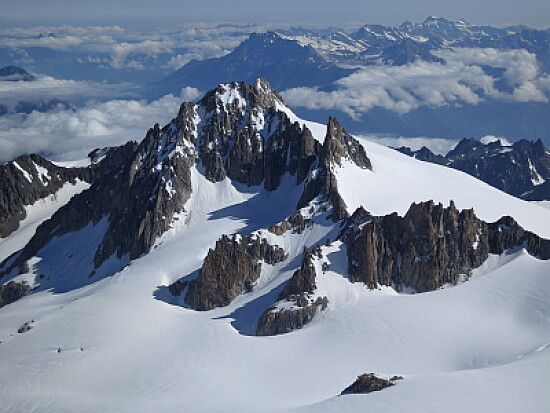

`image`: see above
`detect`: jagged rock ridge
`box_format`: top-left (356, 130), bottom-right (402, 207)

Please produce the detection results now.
top-left (0, 147), bottom-right (134, 239)
top-left (396, 138), bottom-right (550, 201)
top-left (0, 154), bottom-right (91, 238)
top-left (298, 116), bottom-right (372, 221)
top-left (341, 200), bottom-right (550, 293)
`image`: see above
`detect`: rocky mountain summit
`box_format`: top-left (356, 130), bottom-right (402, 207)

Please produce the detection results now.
top-left (397, 138), bottom-right (550, 201)
top-left (0, 66), bottom-right (35, 82)
top-left (1, 79), bottom-right (549, 344)
top-left (0, 78), bottom-right (370, 307)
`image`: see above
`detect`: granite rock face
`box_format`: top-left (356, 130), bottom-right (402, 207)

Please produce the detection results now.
top-left (341, 200), bottom-right (550, 293)
top-left (185, 234), bottom-right (287, 311)
top-left (256, 248), bottom-right (328, 336)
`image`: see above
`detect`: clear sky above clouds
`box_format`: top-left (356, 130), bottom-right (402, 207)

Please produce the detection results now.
top-left (2, 0), bottom-right (549, 28)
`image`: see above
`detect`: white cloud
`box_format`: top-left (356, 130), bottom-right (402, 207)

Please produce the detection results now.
top-left (0, 74), bottom-right (140, 110)
top-left (0, 23), bottom-right (261, 71)
top-left (480, 135), bottom-right (512, 146)
top-left (0, 87), bottom-right (200, 162)
top-left (283, 48), bottom-right (550, 117)
top-left (359, 134), bottom-right (459, 155)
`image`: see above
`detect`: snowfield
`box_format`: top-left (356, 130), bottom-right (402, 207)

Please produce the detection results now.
top-left (1, 122), bottom-right (550, 412)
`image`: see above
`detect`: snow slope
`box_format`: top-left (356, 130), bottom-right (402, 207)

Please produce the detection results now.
top-left (0, 180), bottom-right (89, 263)
top-left (1, 126), bottom-right (550, 412)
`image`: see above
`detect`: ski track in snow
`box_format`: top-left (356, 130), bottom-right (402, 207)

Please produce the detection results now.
top-left (1, 119), bottom-right (550, 412)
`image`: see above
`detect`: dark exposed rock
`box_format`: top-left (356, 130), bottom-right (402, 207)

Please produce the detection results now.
top-left (341, 374), bottom-right (403, 395)
top-left (341, 200), bottom-right (550, 293)
top-left (0, 104), bottom-right (194, 279)
top-left (488, 216), bottom-right (550, 259)
top-left (268, 211), bottom-right (312, 235)
top-left (0, 281), bottom-right (30, 308)
top-left (396, 138), bottom-right (550, 201)
top-left (298, 117), bottom-right (372, 221)
top-left (0, 143), bottom-right (139, 240)
top-left (0, 154), bottom-right (91, 238)
top-left (256, 296), bottom-right (328, 336)
top-left (168, 280), bottom-right (188, 296)
top-left (17, 321), bottom-right (33, 334)
top-left (323, 117), bottom-right (372, 169)
top-left (256, 248), bottom-right (329, 336)
top-left (197, 79), bottom-right (321, 192)
top-left (279, 248), bottom-right (318, 298)
top-left (185, 234), bottom-right (286, 311)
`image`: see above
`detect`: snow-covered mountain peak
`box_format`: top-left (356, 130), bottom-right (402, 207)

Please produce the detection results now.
top-left (2, 78), bottom-right (550, 411)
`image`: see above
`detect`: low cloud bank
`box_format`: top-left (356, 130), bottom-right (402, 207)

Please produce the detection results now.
top-left (283, 48), bottom-right (550, 118)
top-left (0, 87), bottom-right (200, 162)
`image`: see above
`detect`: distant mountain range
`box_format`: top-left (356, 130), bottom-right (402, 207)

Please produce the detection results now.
top-left (155, 31), bottom-right (353, 95)
top-left (396, 138), bottom-right (550, 201)
top-left (0, 66), bottom-right (35, 82)
top-left (283, 16), bottom-right (550, 70)
top-left (157, 17), bottom-right (550, 97)
top-left (152, 18), bottom-right (550, 142)
top-left (0, 65), bottom-right (71, 116)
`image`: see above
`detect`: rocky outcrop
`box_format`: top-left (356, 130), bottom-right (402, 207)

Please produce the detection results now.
top-left (256, 248), bottom-right (328, 336)
top-left (185, 234), bottom-right (286, 311)
top-left (168, 280), bottom-right (188, 297)
top-left (488, 216), bottom-right (550, 259)
top-left (17, 321), bottom-right (33, 333)
top-left (0, 281), bottom-right (31, 308)
top-left (341, 200), bottom-right (550, 293)
top-left (341, 374), bottom-right (403, 395)
top-left (298, 117), bottom-right (371, 221)
top-left (268, 211), bottom-right (312, 235)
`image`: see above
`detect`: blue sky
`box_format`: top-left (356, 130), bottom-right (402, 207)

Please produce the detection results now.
top-left (2, 0), bottom-right (549, 28)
